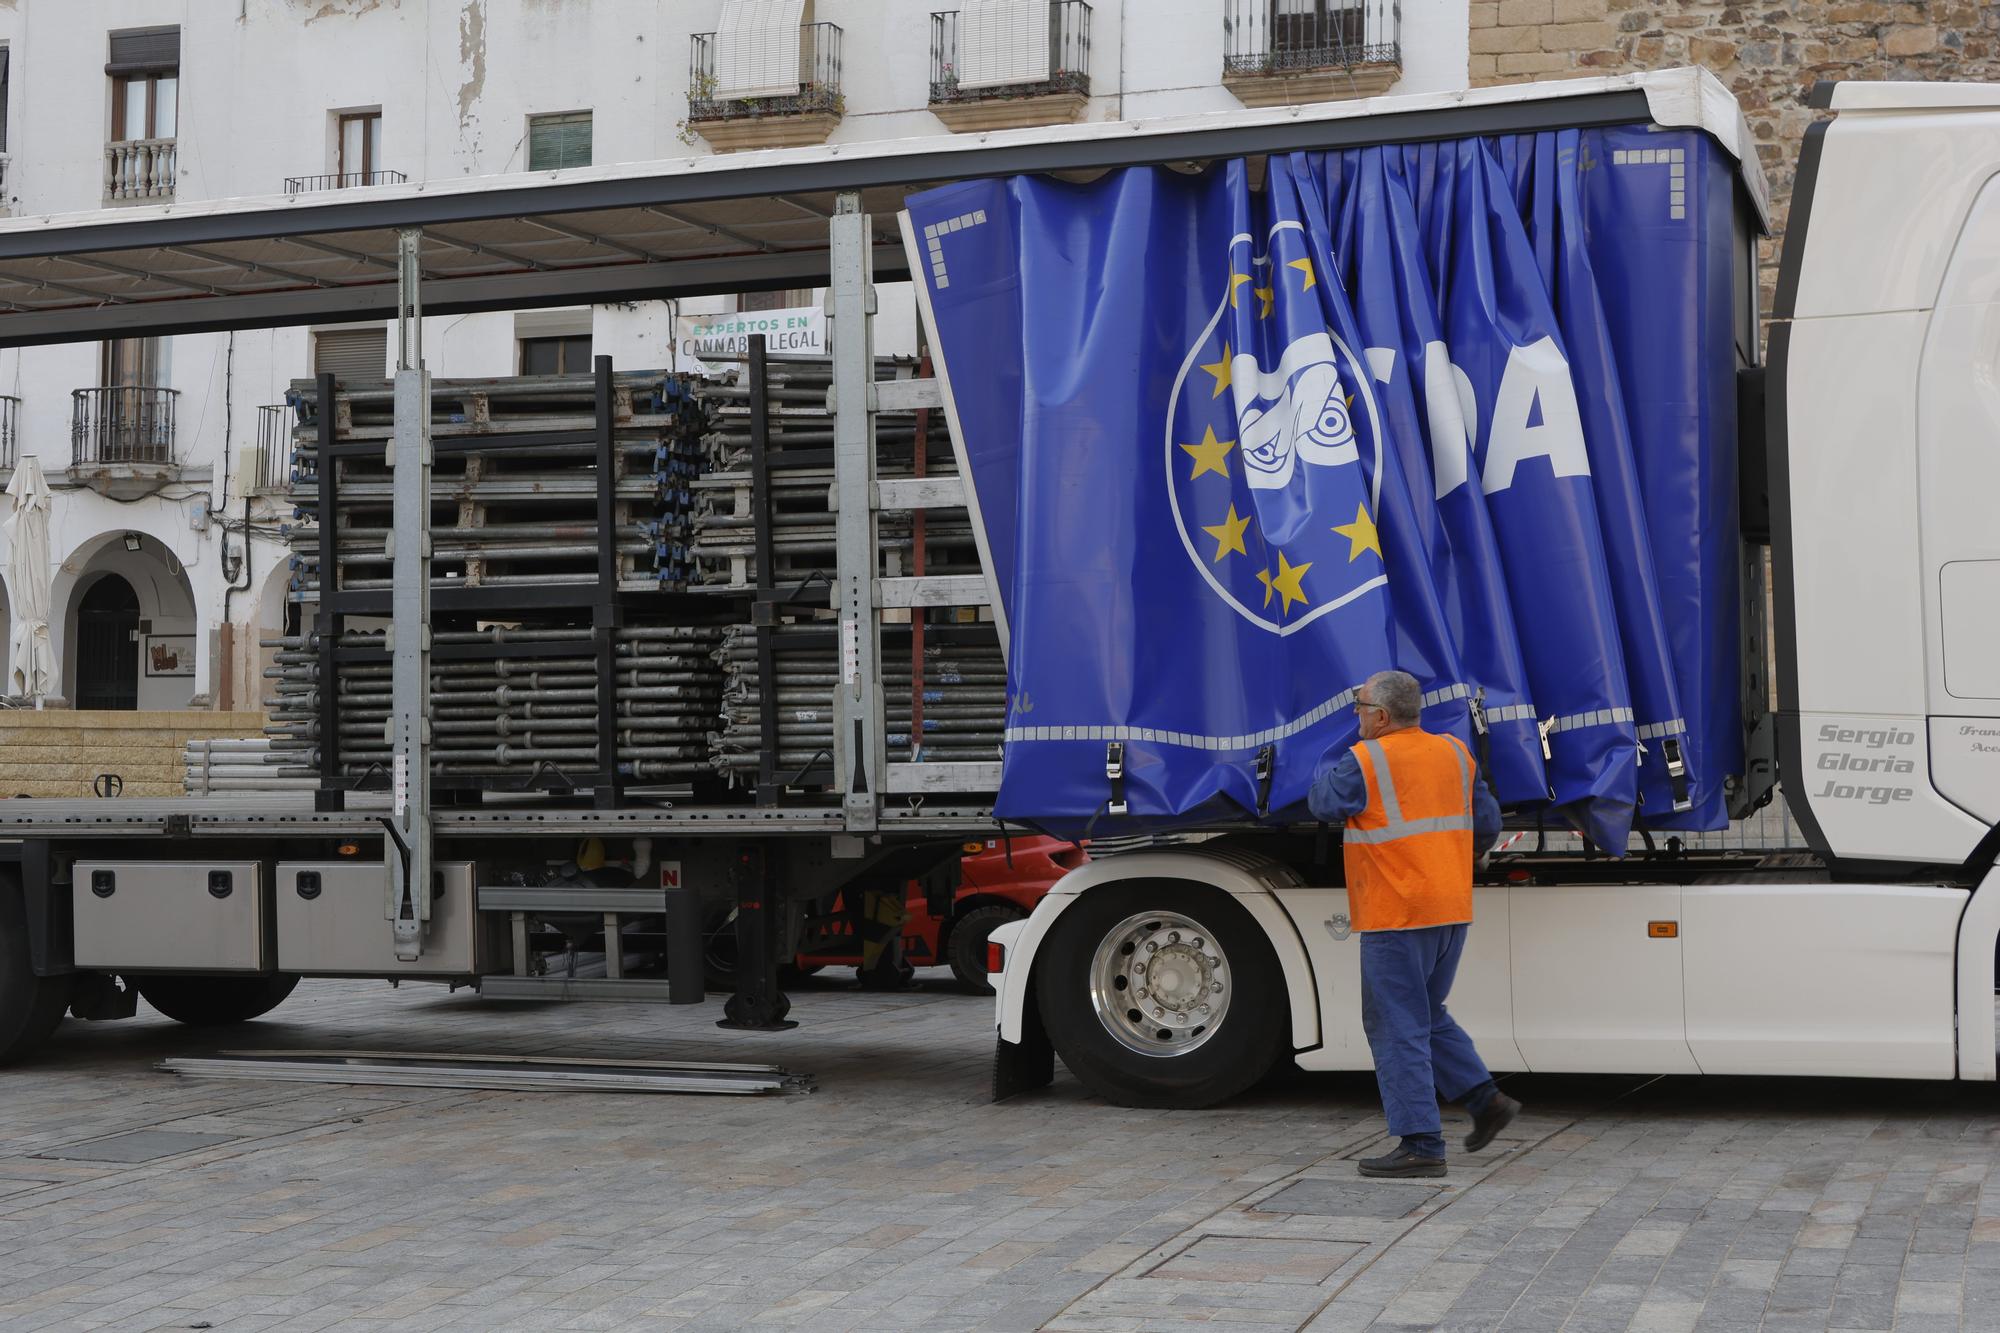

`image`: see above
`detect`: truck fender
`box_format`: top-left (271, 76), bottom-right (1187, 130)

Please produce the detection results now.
top-left (1955, 859), bottom-right (2000, 1080)
top-left (991, 850), bottom-right (1321, 1051)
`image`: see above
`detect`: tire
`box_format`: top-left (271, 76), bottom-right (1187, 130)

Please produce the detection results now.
top-left (1035, 882), bottom-right (1286, 1109)
top-left (946, 904), bottom-right (1025, 995)
top-left (0, 884), bottom-right (71, 1067)
top-left (137, 974), bottom-right (300, 1027)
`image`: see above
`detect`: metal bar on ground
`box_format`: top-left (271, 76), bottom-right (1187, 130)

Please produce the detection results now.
top-left (159, 1052), bottom-right (814, 1095)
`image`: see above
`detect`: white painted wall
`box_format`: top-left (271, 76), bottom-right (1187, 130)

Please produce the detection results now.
top-left (0, 0), bottom-right (1470, 707)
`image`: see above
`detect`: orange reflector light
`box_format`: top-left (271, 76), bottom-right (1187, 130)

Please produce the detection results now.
top-left (986, 940), bottom-right (1006, 974)
top-left (1648, 921), bottom-right (1678, 939)
top-left (337, 843), bottom-right (360, 856)
top-left (963, 841), bottom-right (987, 854)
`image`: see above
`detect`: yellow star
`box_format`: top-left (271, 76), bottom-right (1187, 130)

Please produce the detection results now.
top-left (1331, 502), bottom-right (1382, 562)
top-left (1255, 566), bottom-right (1276, 608)
top-left (1200, 504), bottom-right (1252, 562)
top-left (1288, 257), bottom-right (1316, 291)
top-left (1253, 285), bottom-right (1275, 319)
top-left (1228, 272), bottom-right (1253, 307)
top-left (1269, 551), bottom-right (1312, 615)
top-left (1199, 342), bottom-right (1233, 398)
top-left (1178, 426), bottom-right (1235, 481)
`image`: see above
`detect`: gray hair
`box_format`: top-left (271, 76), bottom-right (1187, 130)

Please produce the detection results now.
top-left (1364, 670), bottom-right (1423, 727)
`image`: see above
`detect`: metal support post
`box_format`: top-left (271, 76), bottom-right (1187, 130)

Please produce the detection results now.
top-left (718, 842), bottom-right (797, 1031)
top-left (591, 354), bottom-right (624, 809)
top-left (828, 193), bottom-right (884, 834)
top-left (748, 335), bottom-right (782, 805)
top-left (385, 227), bottom-right (433, 961)
top-left (313, 371), bottom-right (343, 812)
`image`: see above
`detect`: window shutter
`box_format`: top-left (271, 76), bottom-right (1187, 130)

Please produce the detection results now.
top-left (107, 26), bottom-right (181, 75)
top-left (528, 114), bottom-right (592, 171)
top-left (314, 328), bottom-right (388, 385)
top-left (957, 0), bottom-right (1051, 90)
top-left (713, 0), bottom-right (809, 100)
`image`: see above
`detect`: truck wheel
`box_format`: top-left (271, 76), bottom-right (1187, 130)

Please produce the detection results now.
top-left (1035, 883), bottom-right (1285, 1109)
top-left (0, 886), bottom-right (71, 1066)
top-left (137, 974), bottom-right (300, 1027)
top-left (947, 904), bottom-right (1024, 995)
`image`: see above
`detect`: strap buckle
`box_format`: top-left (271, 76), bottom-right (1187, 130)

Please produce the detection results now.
top-left (1662, 736), bottom-right (1692, 813)
top-left (1254, 744), bottom-right (1276, 817)
top-left (1105, 741), bottom-right (1127, 816)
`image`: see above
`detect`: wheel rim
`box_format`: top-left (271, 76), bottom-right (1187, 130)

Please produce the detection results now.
top-left (1087, 910), bottom-right (1231, 1057)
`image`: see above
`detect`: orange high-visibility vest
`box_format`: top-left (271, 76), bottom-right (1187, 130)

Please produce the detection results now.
top-left (1343, 729), bottom-right (1477, 932)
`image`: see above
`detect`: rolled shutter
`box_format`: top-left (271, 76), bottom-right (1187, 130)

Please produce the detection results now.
top-left (314, 328), bottom-right (388, 385)
top-left (713, 0), bottom-right (809, 100)
top-left (957, 1), bottom-right (1051, 90)
top-left (107, 27), bottom-right (180, 75)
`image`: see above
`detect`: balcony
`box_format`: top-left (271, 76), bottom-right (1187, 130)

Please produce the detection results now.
top-left (686, 22), bottom-right (843, 152)
top-left (105, 137), bottom-right (177, 203)
top-left (283, 169), bottom-right (408, 195)
top-left (1221, 0), bottom-right (1400, 106)
top-left (256, 403), bottom-right (296, 493)
top-left (72, 386), bottom-right (179, 497)
top-left (930, 2), bottom-right (1091, 133)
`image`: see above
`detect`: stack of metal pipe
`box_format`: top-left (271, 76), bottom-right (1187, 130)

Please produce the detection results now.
top-left (262, 626), bottom-right (726, 784)
top-left (709, 625), bottom-right (1006, 781)
top-left (282, 371), bottom-right (707, 601)
top-left (687, 358), bottom-right (983, 591)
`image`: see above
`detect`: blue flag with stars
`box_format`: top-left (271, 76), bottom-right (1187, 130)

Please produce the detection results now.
top-left (906, 124), bottom-right (1743, 841)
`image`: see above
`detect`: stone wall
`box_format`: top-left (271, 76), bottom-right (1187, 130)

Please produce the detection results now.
top-left (1469, 1), bottom-right (2000, 306)
top-left (0, 711), bottom-right (268, 799)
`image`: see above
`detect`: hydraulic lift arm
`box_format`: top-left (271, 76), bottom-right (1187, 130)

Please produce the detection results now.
top-left (386, 227), bottom-right (433, 961)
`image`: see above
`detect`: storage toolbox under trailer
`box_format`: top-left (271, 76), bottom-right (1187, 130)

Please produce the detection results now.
top-left (1, 70), bottom-right (1996, 1106)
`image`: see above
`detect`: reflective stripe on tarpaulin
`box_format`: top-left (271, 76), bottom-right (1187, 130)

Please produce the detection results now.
top-left (907, 124), bottom-right (1741, 844)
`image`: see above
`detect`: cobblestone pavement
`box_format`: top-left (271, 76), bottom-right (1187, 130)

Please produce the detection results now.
top-left (2, 976), bottom-right (1997, 1332)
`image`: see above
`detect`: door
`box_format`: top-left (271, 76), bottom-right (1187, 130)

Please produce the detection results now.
top-left (74, 575), bottom-right (139, 710)
top-left (337, 112), bottom-right (381, 187)
top-left (1508, 883), bottom-right (1698, 1073)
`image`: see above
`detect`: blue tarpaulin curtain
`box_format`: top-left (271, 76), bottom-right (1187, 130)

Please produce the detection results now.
top-left (908, 125), bottom-right (1743, 847)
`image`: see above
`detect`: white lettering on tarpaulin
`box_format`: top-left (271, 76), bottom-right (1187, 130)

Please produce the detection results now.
top-left (1481, 337), bottom-right (1592, 494)
top-left (1232, 333), bottom-right (1362, 491)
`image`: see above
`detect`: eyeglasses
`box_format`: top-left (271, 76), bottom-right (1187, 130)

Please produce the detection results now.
top-left (1354, 701), bottom-right (1385, 714)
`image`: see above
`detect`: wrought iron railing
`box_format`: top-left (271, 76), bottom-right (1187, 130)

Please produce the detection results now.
top-left (688, 22), bottom-right (844, 121)
top-left (71, 386), bottom-right (178, 466)
top-left (0, 396), bottom-right (18, 472)
top-left (105, 137), bottom-right (177, 202)
top-left (284, 169), bottom-right (408, 194)
top-left (1222, 0), bottom-right (1399, 75)
top-left (931, 2), bottom-right (1091, 103)
top-left (256, 403), bottom-right (295, 491)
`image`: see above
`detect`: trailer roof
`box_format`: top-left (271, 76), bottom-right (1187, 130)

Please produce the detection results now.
top-left (0, 67), bottom-right (1764, 348)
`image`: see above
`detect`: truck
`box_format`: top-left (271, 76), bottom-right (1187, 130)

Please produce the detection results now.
top-left (0, 69), bottom-right (1993, 1113)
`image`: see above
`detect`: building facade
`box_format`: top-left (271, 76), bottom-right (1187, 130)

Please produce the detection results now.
top-left (0, 0), bottom-right (1469, 725)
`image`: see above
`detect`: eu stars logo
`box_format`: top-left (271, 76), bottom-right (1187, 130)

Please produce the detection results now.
top-left (1164, 228), bottom-right (1389, 635)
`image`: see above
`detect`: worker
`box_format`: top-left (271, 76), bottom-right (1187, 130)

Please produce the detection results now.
top-left (1309, 669), bottom-right (1518, 1179)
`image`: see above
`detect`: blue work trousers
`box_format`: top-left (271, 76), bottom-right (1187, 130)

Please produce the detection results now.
top-left (1359, 924), bottom-right (1495, 1153)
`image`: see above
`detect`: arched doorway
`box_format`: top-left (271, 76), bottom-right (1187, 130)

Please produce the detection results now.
top-left (75, 575), bottom-right (140, 709)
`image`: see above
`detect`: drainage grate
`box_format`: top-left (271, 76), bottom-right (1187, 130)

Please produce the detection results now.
top-left (1148, 1236), bottom-right (1365, 1284)
top-left (38, 1130), bottom-right (238, 1163)
top-left (1252, 1178), bottom-right (1446, 1218)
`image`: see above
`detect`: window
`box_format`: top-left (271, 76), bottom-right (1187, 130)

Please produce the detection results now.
top-left (314, 327), bottom-right (387, 385)
top-left (527, 112), bottom-right (592, 171)
top-left (520, 335), bottom-right (593, 376)
top-left (337, 112), bottom-right (382, 186)
top-left (737, 289), bottom-right (811, 313)
top-left (107, 27), bottom-right (179, 141)
top-left (1270, 0), bottom-right (1363, 65)
top-left (103, 337), bottom-right (163, 388)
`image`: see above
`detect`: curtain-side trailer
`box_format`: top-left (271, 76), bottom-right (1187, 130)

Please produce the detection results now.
top-left (0, 71), bottom-right (1993, 1106)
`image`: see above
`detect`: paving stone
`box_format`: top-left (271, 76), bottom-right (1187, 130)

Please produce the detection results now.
top-left (1251, 1180), bottom-right (1445, 1220)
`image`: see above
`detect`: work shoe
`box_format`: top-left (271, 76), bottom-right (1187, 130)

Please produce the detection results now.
top-left (1357, 1147), bottom-right (1447, 1178)
top-left (1465, 1092), bottom-right (1522, 1153)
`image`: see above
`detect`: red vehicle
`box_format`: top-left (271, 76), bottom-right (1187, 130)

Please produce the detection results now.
top-left (797, 836), bottom-right (1085, 992)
